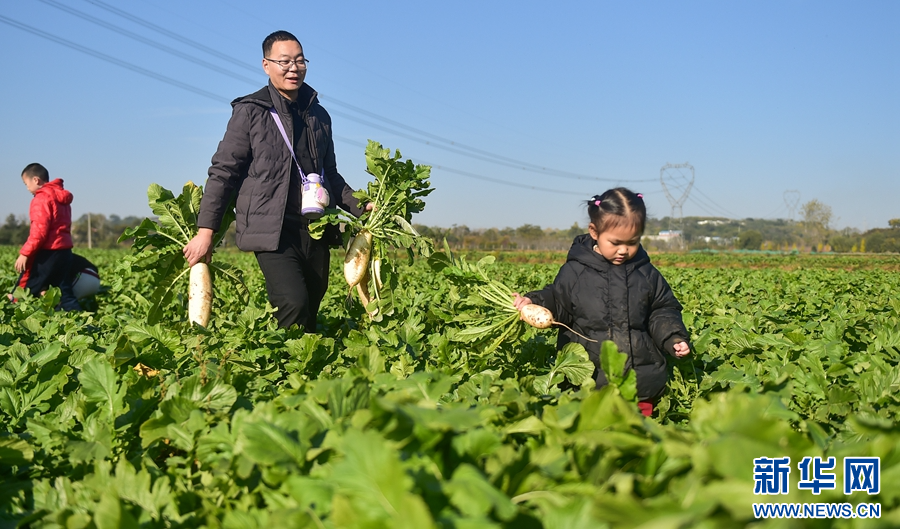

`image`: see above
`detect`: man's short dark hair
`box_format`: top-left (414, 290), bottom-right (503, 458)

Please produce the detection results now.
top-left (263, 31), bottom-right (301, 57)
top-left (22, 163), bottom-right (49, 182)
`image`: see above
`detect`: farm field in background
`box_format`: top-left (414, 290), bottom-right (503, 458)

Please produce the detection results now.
top-left (1, 245), bottom-right (898, 527)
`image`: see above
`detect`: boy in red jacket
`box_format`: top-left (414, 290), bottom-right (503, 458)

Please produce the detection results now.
top-left (13, 163), bottom-right (80, 310)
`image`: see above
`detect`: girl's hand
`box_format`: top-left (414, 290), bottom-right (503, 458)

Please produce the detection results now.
top-left (14, 255), bottom-right (28, 273)
top-left (673, 341), bottom-right (691, 358)
top-left (512, 293), bottom-right (532, 314)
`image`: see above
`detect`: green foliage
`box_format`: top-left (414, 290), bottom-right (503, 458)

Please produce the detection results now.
top-left (599, 341), bottom-right (637, 402)
top-left (428, 243), bottom-right (540, 357)
top-left (117, 182), bottom-right (247, 326)
top-left (2, 229), bottom-right (900, 526)
top-left (0, 214), bottom-right (30, 246)
top-left (533, 343), bottom-right (595, 394)
top-left (738, 229), bottom-right (763, 250)
top-left (309, 141), bottom-right (434, 316)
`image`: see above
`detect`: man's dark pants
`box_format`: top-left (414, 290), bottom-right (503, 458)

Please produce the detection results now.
top-left (254, 217), bottom-right (330, 331)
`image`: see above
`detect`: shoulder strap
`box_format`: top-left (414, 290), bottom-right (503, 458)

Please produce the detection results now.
top-left (268, 107), bottom-right (308, 184)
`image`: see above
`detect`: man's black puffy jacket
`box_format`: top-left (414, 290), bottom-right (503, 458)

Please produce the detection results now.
top-left (198, 82), bottom-right (362, 251)
top-left (527, 234), bottom-right (689, 400)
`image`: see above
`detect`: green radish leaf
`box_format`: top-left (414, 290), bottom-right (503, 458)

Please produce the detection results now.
top-left (533, 372), bottom-right (561, 395)
top-left (555, 343), bottom-right (596, 387)
top-left (312, 141), bottom-right (433, 309)
top-left (0, 437), bottom-right (34, 467)
top-left (329, 429), bottom-right (436, 529)
top-left (600, 340), bottom-right (638, 402)
top-left (78, 358), bottom-right (126, 419)
top-left (210, 262), bottom-right (249, 305)
top-left (94, 492), bottom-right (140, 529)
top-left (238, 420), bottom-right (308, 468)
top-left (146, 256), bottom-right (190, 325)
top-left (445, 464), bottom-right (517, 521)
top-left (180, 375), bottom-right (237, 412)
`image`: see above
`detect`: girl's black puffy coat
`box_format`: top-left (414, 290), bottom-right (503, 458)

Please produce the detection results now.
top-left (527, 235), bottom-right (689, 400)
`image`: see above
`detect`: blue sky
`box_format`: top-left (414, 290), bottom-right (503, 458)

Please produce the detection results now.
top-left (1, 1), bottom-right (897, 232)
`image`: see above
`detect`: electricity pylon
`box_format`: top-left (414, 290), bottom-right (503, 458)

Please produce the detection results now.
top-left (660, 162), bottom-right (695, 235)
top-left (784, 190), bottom-right (800, 221)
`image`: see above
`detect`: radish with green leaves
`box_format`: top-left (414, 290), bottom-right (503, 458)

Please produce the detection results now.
top-left (429, 242), bottom-right (595, 355)
top-left (310, 141), bottom-right (433, 319)
top-left (119, 182), bottom-right (248, 327)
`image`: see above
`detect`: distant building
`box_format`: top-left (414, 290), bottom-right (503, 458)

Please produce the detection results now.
top-left (643, 230), bottom-right (683, 242)
top-left (696, 236), bottom-right (737, 245)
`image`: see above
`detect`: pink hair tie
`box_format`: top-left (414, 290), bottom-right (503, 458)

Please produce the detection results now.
top-left (637, 193), bottom-right (643, 199)
top-left (594, 200), bottom-right (601, 206)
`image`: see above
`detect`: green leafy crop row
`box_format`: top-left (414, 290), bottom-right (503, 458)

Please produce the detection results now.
top-left (1, 246), bottom-right (899, 528)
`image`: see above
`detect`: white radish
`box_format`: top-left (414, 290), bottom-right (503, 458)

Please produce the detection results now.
top-left (372, 258), bottom-right (384, 290)
top-left (520, 303), bottom-right (597, 342)
top-left (344, 230), bottom-right (373, 287)
top-left (355, 269), bottom-right (379, 318)
top-left (188, 263), bottom-right (212, 327)
top-left (520, 304), bottom-right (553, 329)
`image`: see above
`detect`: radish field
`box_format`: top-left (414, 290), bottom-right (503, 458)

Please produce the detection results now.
top-left (1, 246), bottom-right (898, 528)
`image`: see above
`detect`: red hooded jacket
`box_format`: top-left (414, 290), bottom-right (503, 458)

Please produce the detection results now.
top-left (20, 179), bottom-right (74, 257)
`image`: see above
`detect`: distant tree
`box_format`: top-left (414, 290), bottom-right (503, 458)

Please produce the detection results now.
top-left (829, 235), bottom-right (856, 253)
top-left (481, 228), bottom-right (499, 250)
top-left (516, 224), bottom-right (544, 240)
top-left (800, 199), bottom-right (832, 247)
top-left (0, 214), bottom-right (29, 246)
top-left (566, 222), bottom-right (584, 240)
top-left (889, 218), bottom-right (900, 229)
top-left (738, 230), bottom-right (763, 250)
top-left (515, 224), bottom-right (544, 249)
top-left (864, 230), bottom-right (900, 253)
top-left (866, 232), bottom-right (885, 252)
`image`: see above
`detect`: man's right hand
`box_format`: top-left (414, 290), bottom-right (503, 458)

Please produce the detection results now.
top-left (183, 228), bottom-right (215, 267)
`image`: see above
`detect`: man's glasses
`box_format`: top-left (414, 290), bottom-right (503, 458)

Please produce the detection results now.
top-left (265, 58), bottom-right (309, 71)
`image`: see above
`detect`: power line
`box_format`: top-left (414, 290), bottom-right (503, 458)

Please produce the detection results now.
top-left (328, 109), bottom-right (649, 184)
top-left (214, 0), bottom-right (607, 162)
top-left (336, 135), bottom-right (665, 198)
top-left (760, 201), bottom-right (788, 220)
top-left (690, 185), bottom-right (737, 218)
top-left (63, 0), bottom-right (657, 185)
top-left (0, 14), bottom-right (230, 104)
top-left (689, 194), bottom-right (732, 218)
top-left (322, 96), bottom-right (657, 183)
top-left (333, 136), bottom-right (592, 196)
top-left (5, 9), bottom-right (655, 199)
top-left (80, 0), bottom-right (259, 74)
top-left (38, 0), bottom-right (261, 86)
top-left (1, 15), bottom-right (602, 201)
top-left (685, 194), bottom-right (729, 218)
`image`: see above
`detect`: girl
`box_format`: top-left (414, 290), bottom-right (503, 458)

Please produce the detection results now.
top-left (513, 187), bottom-right (690, 417)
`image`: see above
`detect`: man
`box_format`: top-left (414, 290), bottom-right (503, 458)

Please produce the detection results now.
top-left (183, 30), bottom-right (369, 330)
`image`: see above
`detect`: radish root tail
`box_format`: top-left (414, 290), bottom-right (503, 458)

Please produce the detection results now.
top-left (552, 322), bottom-right (598, 343)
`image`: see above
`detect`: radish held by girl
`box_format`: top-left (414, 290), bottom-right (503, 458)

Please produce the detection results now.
top-left (513, 188), bottom-right (690, 417)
